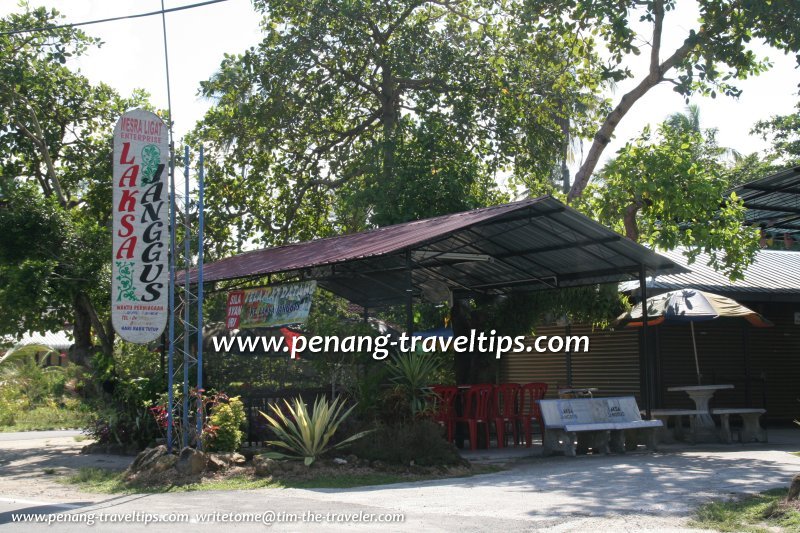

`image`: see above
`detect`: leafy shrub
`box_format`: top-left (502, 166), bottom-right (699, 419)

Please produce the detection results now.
top-left (386, 352), bottom-right (441, 419)
top-left (348, 420), bottom-right (463, 467)
top-left (261, 395), bottom-right (371, 466)
top-left (150, 387), bottom-right (228, 449)
top-left (0, 358), bottom-right (94, 430)
top-left (205, 396), bottom-right (246, 452)
top-left (86, 377), bottom-right (160, 448)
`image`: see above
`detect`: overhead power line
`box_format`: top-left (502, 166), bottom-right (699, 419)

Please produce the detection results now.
top-left (0, 0), bottom-right (232, 36)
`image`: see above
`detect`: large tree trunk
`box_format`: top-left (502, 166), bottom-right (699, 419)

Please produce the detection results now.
top-left (623, 203), bottom-right (640, 241)
top-left (379, 62), bottom-right (398, 191)
top-left (71, 294), bottom-right (93, 368)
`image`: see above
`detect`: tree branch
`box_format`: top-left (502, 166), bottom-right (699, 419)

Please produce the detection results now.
top-left (567, 3), bottom-right (703, 202)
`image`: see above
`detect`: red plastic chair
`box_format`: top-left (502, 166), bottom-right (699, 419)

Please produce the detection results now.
top-left (430, 385), bottom-right (459, 443)
top-left (518, 382), bottom-right (548, 447)
top-left (492, 383), bottom-right (521, 448)
top-left (454, 384), bottom-right (493, 451)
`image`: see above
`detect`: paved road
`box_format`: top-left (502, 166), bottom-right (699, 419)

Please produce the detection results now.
top-left (1, 430), bottom-right (799, 531)
top-left (0, 430), bottom-right (82, 442)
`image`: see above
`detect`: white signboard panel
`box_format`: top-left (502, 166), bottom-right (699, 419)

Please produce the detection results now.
top-left (111, 109), bottom-right (169, 343)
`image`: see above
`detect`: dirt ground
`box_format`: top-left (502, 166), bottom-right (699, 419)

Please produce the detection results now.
top-left (0, 431), bottom-right (130, 503)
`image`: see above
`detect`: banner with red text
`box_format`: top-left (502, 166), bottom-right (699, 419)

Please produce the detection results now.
top-left (225, 282), bottom-right (317, 330)
top-left (111, 109), bottom-right (169, 343)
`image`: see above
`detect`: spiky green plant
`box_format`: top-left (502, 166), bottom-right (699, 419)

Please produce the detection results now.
top-left (386, 352), bottom-right (441, 417)
top-left (260, 396), bottom-right (371, 466)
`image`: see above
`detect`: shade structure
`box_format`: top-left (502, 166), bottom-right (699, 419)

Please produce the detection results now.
top-left (615, 288), bottom-right (773, 384)
top-left (184, 196), bottom-right (686, 308)
top-left (730, 165), bottom-right (800, 239)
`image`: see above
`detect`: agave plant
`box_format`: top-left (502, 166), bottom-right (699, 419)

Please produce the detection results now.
top-left (260, 396), bottom-right (370, 466)
top-left (386, 351), bottom-right (441, 417)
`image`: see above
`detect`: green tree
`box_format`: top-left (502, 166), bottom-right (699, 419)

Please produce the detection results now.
top-left (752, 102), bottom-right (800, 163)
top-left (0, 6), bottom-right (151, 362)
top-left (581, 120), bottom-right (760, 279)
top-left (527, 0), bottom-right (800, 203)
top-left (190, 0), bottom-right (607, 249)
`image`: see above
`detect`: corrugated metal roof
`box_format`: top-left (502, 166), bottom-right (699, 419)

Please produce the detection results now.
top-left (731, 166), bottom-right (800, 237)
top-left (1, 330), bottom-right (73, 351)
top-left (621, 247), bottom-right (800, 301)
top-left (188, 196), bottom-right (685, 307)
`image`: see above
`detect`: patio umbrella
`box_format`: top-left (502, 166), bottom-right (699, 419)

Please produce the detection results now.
top-left (614, 288), bottom-right (772, 385)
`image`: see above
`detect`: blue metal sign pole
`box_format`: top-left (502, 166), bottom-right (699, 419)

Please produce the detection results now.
top-left (182, 145), bottom-right (191, 448)
top-left (167, 143), bottom-right (176, 453)
top-left (196, 145), bottom-right (205, 445)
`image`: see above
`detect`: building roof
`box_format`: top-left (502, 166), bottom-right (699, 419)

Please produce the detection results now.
top-left (621, 247), bottom-right (800, 302)
top-left (731, 166), bottom-right (800, 237)
top-left (1, 330), bottom-right (72, 351)
top-left (189, 196), bottom-right (685, 308)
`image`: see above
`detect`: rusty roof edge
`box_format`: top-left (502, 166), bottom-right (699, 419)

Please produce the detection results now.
top-left (182, 194), bottom-right (686, 285)
top-left (182, 196), bottom-right (553, 283)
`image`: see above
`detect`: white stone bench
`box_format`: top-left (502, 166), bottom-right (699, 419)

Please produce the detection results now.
top-left (539, 397), bottom-right (662, 456)
top-left (648, 409), bottom-right (702, 443)
top-left (711, 408), bottom-right (767, 443)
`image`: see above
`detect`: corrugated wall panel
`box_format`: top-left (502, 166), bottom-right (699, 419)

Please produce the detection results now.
top-left (570, 326), bottom-right (641, 400)
top-left (657, 302), bottom-right (800, 421)
top-left (500, 326), bottom-right (641, 401)
top-left (500, 326), bottom-right (568, 399)
top-left (500, 302), bottom-right (799, 421)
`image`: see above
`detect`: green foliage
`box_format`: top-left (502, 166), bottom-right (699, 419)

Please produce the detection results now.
top-left (206, 396), bottom-right (246, 452)
top-left (386, 352), bottom-right (441, 418)
top-left (581, 121), bottom-right (760, 280)
top-left (753, 103), bottom-right (800, 161)
top-left (481, 286), bottom-right (627, 333)
top-left (189, 0), bottom-right (606, 251)
top-left (692, 488), bottom-right (800, 532)
top-left (348, 420), bottom-right (463, 466)
top-left (87, 378), bottom-right (161, 448)
top-left (0, 357), bottom-right (93, 430)
top-left (0, 5), bottom-right (152, 358)
top-left (261, 396), bottom-right (371, 466)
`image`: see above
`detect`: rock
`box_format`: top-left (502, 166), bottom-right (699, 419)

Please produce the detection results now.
top-left (333, 457), bottom-right (347, 465)
top-left (217, 452), bottom-right (246, 466)
top-left (370, 460), bottom-right (385, 470)
top-left (345, 454), bottom-right (358, 464)
top-left (206, 454), bottom-right (229, 472)
top-left (175, 447), bottom-right (207, 476)
top-left (151, 454), bottom-right (178, 474)
top-left (253, 455), bottom-right (276, 477)
top-left (129, 445), bottom-right (169, 474)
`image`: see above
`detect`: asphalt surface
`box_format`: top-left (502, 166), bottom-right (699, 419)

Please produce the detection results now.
top-left (1, 430), bottom-right (799, 532)
top-left (0, 430), bottom-right (82, 442)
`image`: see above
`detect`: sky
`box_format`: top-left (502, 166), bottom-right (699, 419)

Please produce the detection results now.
top-left (3, 0), bottom-right (799, 175)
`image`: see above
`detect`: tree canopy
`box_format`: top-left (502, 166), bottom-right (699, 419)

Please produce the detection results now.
top-left (190, 0), bottom-right (608, 251)
top-left (0, 6), bottom-right (151, 360)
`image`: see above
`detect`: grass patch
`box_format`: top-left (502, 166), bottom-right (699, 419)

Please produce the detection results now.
top-left (0, 405), bottom-right (93, 432)
top-left (691, 488), bottom-right (800, 532)
top-left (791, 451), bottom-right (800, 457)
top-left (60, 464), bottom-right (501, 494)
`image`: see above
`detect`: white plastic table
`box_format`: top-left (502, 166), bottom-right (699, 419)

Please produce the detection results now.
top-left (667, 384), bottom-right (734, 429)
